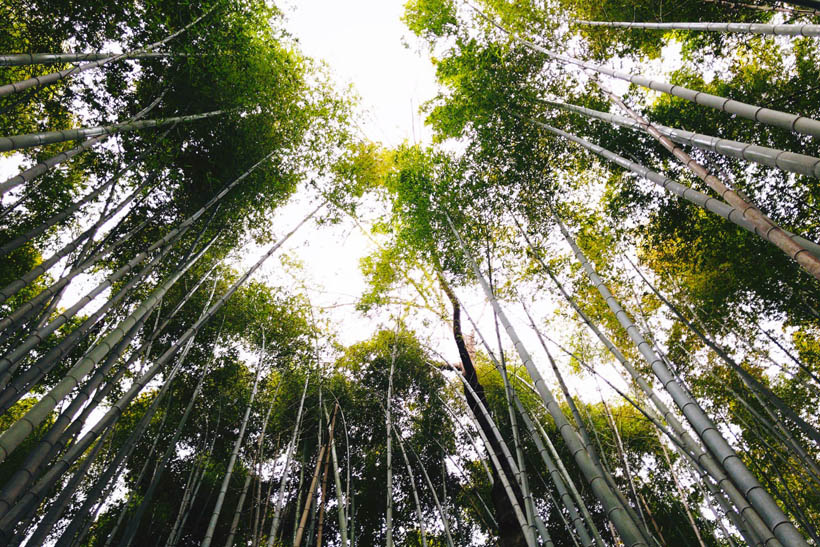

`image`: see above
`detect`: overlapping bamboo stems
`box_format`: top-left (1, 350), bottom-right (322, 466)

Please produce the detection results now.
top-left (267, 374), bottom-right (311, 546)
top-left (439, 280), bottom-right (537, 545)
top-left (321, 402), bottom-right (350, 547)
top-left (201, 343), bottom-right (265, 546)
top-left (0, 4), bottom-right (217, 97)
top-left (510, 215), bottom-right (767, 544)
top-left (0, 140), bottom-right (159, 256)
top-left (455, 296), bottom-right (601, 546)
top-left (0, 225), bottom-right (208, 407)
top-left (23, 424), bottom-right (114, 547)
top-left (293, 405), bottom-right (337, 547)
top-left (166, 413), bottom-right (221, 547)
top-left (514, 395), bottom-right (602, 547)
top-left (573, 20), bottom-right (820, 36)
top-left (0, 311), bottom-right (152, 519)
top-left (118, 318), bottom-right (224, 547)
top-left (452, 290), bottom-right (567, 545)
top-left (0, 203), bottom-right (321, 531)
top-left (526, 117), bottom-right (820, 262)
top-left (0, 328), bottom-right (185, 543)
top-left (520, 333), bottom-right (757, 547)
top-left (425, 433), bottom-right (498, 529)
top-left (0, 147), bottom-right (275, 380)
top-left (249, 390), bottom-right (280, 547)
top-left (0, 110), bottom-right (226, 153)
top-left (437, 394), bottom-right (496, 485)
top-left (444, 214), bottom-right (651, 546)
top-left (0, 171), bottom-right (159, 305)
top-left (521, 36), bottom-right (820, 137)
top-left (544, 100), bottom-right (820, 180)
top-left (624, 254), bottom-right (820, 448)
top-left (553, 213), bottom-right (809, 547)
top-left (0, 90), bottom-right (166, 199)
top-left (466, 2), bottom-right (820, 137)
top-left (0, 231), bottom-right (215, 465)
top-left (535, 321), bottom-right (656, 547)
top-left (604, 88), bottom-right (820, 280)
top-left (436, 354), bottom-right (534, 545)
top-left (396, 430), bottom-right (456, 547)
top-left (599, 391), bottom-right (652, 539)
top-left (486, 260), bottom-right (539, 545)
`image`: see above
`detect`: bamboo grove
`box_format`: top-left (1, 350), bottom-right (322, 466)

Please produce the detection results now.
top-left (1, 0), bottom-right (819, 545)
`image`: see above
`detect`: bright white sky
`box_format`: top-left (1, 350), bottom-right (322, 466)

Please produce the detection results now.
top-left (285, 0), bottom-right (438, 147)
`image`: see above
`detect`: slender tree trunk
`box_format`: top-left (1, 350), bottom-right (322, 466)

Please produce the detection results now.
top-left (439, 277), bottom-right (532, 547)
top-left (573, 19), bottom-right (820, 36)
top-left (224, 472), bottom-right (254, 547)
top-left (393, 426), bottom-right (428, 547)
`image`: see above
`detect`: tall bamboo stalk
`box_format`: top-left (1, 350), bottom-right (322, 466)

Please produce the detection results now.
top-left (573, 20), bottom-right (820, 36)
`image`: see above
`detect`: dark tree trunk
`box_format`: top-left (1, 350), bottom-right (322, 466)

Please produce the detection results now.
top-left (441, 281), bottom-right (526, 547)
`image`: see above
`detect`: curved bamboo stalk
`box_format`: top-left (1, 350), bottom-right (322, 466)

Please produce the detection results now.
top-left (545, 100), bottom-right (820, 180)
top-left (398, 433), bottom-right (456, 547)
top-left (527, 117), bottom-right (820, 260)
top-left (573, 20), bottom-right (820, 37)
top-left (0, 4), bottom-right (217, 97)
top-left (445, 213), bottom-right (652, 547)
top-left (553, 214), bottom-right (807, 547)
top-left (200, 348), bottom-right (264, 547)
top-left (323, 403), bottom-right (350, 547)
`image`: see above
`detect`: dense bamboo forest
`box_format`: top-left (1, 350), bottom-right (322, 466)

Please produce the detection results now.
top-left (1, 0), bottom-right (819, 545)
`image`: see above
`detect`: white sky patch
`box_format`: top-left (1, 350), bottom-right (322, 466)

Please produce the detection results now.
top-left (284, 0), bottom-right (438, 147)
